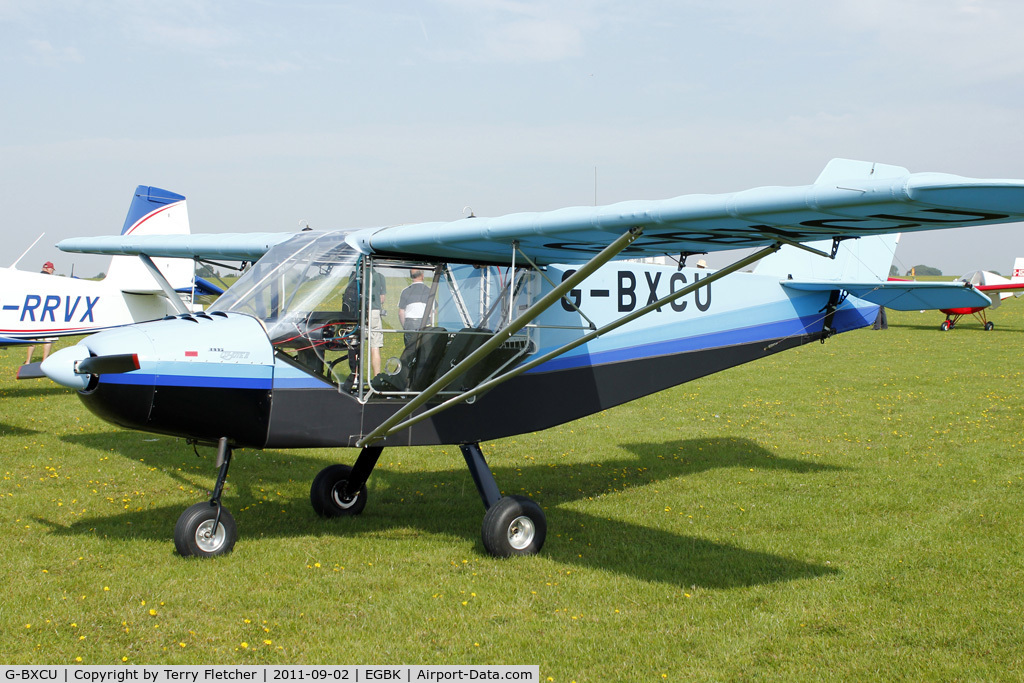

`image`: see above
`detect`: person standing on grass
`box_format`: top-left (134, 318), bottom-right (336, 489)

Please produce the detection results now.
top-left (398, 269), bottom-right (431, 346)
top-left (23, 261), bottom-right (55, 365)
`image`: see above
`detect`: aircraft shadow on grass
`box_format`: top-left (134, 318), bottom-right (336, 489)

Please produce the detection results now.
top-left (44, 432), bottom-right (842, 589)
top-left (0, 421), bottom-right (39, 437)
top-left (0, 384), bottom-right (72, 399)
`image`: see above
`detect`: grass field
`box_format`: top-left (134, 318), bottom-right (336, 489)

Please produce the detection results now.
top-left (2, 305), bottom-right (1024, 680)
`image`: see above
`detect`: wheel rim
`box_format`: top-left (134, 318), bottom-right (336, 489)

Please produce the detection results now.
top-left (194, 519), bottom-right (226, 553)
top-left (507, 515), bottom-right (536, 550)
top-left (331, 483), bottom-right (359, 510)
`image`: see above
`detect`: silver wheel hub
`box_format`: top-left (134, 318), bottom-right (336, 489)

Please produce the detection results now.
top-left (195, 520), bottom-right (226, 553)
top-left (507, 515), bottom-right (536, 550)
top-left (332, 484), bottom-right (358, 510)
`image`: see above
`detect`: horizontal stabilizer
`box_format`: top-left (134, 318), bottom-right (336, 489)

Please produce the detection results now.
top-left (188, 276), bottom-right (225, 297)
top-left (783, 280), bottom-right (992, 311)
top-left (1, 336), bottom-right (33, 346)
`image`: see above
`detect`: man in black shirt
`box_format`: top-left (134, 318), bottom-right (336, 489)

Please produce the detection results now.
top-left (398, 269), bottom-right (431, 346)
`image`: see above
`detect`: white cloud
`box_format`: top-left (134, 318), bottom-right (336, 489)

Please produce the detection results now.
top-left (26, 39), bottom-right (82, 65)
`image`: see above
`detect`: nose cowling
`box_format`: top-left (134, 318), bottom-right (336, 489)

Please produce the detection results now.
top-left (50, 312), bottom-right (276, 447)
top-left (42, 324), bottom-right (154, 390)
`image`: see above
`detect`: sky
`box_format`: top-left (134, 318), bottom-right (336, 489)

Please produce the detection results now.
top-left (3, 0), bottom-right (1024, 276)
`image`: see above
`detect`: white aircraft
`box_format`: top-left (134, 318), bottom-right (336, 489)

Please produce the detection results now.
top-left (933, 258), bottom-right (1024, 330)
top-left (2, 186), bottom-right (215, 372)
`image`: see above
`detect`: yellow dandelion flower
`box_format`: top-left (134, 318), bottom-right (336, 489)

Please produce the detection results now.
top-left (122, 658), bottom-right (128, 663)
top-left (149, 609), bottom-right (157, 616)
top-left (240, 642), bottom-right (249, 649)
top-left (264, 640), bottom-right (272, 645)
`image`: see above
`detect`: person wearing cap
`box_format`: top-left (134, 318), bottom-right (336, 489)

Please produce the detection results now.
top-left (24, 262), bottom-right (55, 364)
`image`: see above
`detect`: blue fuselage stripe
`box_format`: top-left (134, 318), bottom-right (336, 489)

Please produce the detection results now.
top-left (529, 307), bottom-right (872, 373)
top-left (100, 361), bottom-right (273, 389)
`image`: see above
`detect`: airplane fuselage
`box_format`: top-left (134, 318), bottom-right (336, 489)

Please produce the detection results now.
top-left (62, 257), bottom-right (875, 449)
top-left (0, 266), bottom-right (180, 344)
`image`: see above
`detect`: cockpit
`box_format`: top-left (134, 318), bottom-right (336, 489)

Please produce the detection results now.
top-left (210, 231), bottom-right (540, 401)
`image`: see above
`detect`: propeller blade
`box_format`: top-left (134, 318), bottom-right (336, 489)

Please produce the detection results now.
top-left (16, 362), bottom-right (46, 380)
top-left (76, 353), bottom-right (140, 376)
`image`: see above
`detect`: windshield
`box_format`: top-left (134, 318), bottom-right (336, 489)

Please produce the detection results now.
top-left (211, 231), bottom-right (361, 342)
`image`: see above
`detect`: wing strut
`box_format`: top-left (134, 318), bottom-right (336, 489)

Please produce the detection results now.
top-left (516, 244), bottom-right (598, 331)
top-left (138, 254), bottom-right (190, 315)
top-left (361, 240), bottom-right (783, 444)
top-left (355, 226), bottom-right (644, 448)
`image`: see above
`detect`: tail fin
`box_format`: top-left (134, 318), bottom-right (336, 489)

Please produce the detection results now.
top-left (103, 186), bottom-right (195, 292)
top-left (753, 234), bottom-right (900, 282)
top-left (1012, 257), bottom-right (1024, 282)
top-left (754, 159), bottom-right (907, 282)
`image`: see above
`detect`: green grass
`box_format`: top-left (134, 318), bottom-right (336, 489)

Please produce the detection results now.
top-left (2, 305), bottom-right (1024, 680)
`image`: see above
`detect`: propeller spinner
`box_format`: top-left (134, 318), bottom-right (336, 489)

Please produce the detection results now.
top-left (41, 345), bottom-right (140, 390)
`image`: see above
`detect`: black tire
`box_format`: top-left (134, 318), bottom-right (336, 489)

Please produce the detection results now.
top-left (940, 320), bottom-right (951, 331)
top-left (310, 464), bottom-right (367, 517)
top-left (985, 321), bottom-right (995, 331)
top-left (481, 495), bottom-right (547, 557)
top-left (174, 502), bottom-right (237, 558)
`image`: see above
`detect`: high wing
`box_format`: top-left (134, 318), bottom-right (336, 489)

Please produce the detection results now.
top-left (56, 159), bottom-right (1024, 267)
top-left (354, 159), bottom-right (1024, 265)
top-left (57, 233), bottom-right (293, 261)
top-left (782, 280), bottom-right (992, 311)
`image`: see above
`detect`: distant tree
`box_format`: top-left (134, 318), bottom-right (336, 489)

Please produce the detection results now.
top-left (906, 265), bottom-right (942, 277)
top-left (196, 264), bottom-right (218, 279)
top-left (889, 265), bottom-right (899, 278)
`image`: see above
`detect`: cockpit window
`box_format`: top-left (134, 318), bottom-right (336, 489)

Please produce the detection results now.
top-left (212, 231), bottom-right (539, 400)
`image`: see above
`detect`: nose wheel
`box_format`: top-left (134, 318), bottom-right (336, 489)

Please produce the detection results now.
top-left (174, 502), bottom-right (237, 557)
top-left (175, 437), bottom-right (238, 558)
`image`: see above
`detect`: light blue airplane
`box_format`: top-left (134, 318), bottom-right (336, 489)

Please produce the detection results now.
top-left (38, 158), bottom-right (1022, 558)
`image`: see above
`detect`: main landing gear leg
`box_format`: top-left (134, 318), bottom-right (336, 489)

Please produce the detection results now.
top-left (462, 443), bottom-right (547, 557)
top-left (310, 446), bottom-right (381, 517)
top-left (174, 437), bottom-right (238, 558)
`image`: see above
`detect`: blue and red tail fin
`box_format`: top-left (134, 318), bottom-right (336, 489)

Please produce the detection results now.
top-left (104, 186), bottom-right (194, 292)
top-left (121, 186), bottom-right (187, 236)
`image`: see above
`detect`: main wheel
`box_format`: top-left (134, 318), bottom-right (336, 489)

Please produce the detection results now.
top-left (174, 502), bottom-right (237, 558)
top-left (985, 321), bottom-right (995, 331)
top-left (481, 495), bottom-right (547, 557)
top-left (310, 464), bottom-right (367, 517)
top-left (940, 320), bottom-right (951, 331)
